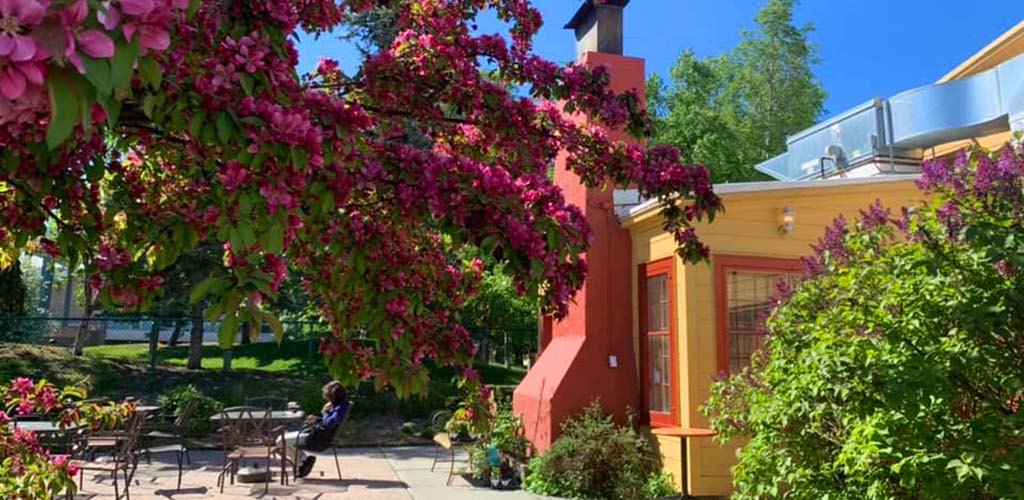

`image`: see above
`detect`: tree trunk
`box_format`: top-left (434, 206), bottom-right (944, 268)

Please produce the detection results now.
top-left (71, 279), bottom-right (93, 356)
top-left (187, 303), bottom-right (204, 370)
top-left (168, 319), bottom-right (186, 347)
top-left (239, 322), bottom-right (251, 344)
top-left (148, 320), bottom-right (162, 371)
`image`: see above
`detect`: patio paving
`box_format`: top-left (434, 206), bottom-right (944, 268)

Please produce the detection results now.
top-left (70, 446), bottom-right (550, 500)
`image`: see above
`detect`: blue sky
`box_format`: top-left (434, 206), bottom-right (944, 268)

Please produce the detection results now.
top-left (295, 1), bottom-right (1021, 120)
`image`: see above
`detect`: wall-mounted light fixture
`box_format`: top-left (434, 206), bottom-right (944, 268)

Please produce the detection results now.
top-left (778, 206), bottom-right (796, 235)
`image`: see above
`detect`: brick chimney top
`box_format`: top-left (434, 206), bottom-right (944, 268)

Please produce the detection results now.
top-left (565, 0), bottom-right (629, 59)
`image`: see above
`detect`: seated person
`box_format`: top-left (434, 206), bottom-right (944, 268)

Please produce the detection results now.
top-left (282, 381), bottom-right (350, 478)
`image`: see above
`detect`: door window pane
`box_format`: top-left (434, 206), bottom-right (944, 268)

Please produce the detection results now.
top-left (646, 275), bottom-right (668, 333)
top-left (645, 273), bottom-right (672, 416)
top-left (647, 335), bottom-right (671, 414)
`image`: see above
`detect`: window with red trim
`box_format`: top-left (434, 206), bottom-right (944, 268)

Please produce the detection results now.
top-left (715, 256), bottom-right (802, 374)
top-left (639, 258), bottom-right (678, 426)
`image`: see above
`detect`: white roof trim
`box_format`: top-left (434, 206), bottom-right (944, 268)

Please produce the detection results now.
top-left (622, 174), bottom-right (921, 221)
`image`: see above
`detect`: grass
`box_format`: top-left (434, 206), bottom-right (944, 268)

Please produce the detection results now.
top-left (82, 341), bottom-right (527, 384)
top-left (86, 341), bottom-right (320, 372)
top-left (0, 341), bottom-right (526, 418)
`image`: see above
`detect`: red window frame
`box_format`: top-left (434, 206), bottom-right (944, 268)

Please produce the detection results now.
top-left (714, 255), bottom-right (802, 374)
top-left (638, 258), bottom-right (679, 427)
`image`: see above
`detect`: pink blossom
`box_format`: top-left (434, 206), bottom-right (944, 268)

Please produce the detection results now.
top-left (0, 0), bottom-right (46, 61)
top-left (121, 0), bottom-right (174, 53)
top-left (11, 376), bottom-right (34, 394)
top-left (61, 0), bottom-right (115, 73)
top-left (0, 0), bottom-right (47, 99)
top-left (217, 160), bottom-right (250, 192)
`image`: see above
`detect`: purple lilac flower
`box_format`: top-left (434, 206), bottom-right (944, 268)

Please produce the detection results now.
top-left (936, 201), bottom-right (963, 237)
top-left (859, 199), bottom-right (891, 231)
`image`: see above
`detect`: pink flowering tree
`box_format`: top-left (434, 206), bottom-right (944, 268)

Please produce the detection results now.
top-left (0, 0), bottom-right (720, 403)
top-left (1, 377), bottom-right (134, 498)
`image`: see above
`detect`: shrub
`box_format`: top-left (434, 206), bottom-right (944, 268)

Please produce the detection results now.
top-left (644, 472), bottom-right (678, 499)
top-left (157, 385), bottom-right (223, 437)
top-left (524, 402), bottom-right (666, 500)
top-left (704, 145), bottom-right (1024, 499)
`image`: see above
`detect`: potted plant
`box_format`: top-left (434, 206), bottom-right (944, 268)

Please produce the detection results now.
top-left (445, 406), bottom-right (474, 442)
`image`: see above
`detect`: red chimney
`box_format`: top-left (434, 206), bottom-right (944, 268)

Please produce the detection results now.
top-left (513, 0), bottom-right (644, 452)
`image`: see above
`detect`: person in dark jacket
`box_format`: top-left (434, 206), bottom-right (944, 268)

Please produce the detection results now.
top-left (281, 381), bottom-right (349, 477)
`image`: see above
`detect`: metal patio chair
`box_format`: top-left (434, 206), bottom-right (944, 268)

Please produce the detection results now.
top-left (216, 406), bottom-right (289, 494)
top-left (138, 398), bottom-right (199, 490)
top-left (288, 401), bottom-right (354, 481)
top-left (68, 411), bottom-right (144, 500)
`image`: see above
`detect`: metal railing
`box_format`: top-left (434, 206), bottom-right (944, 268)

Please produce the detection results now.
top-left (0, 316), bottom-right (538, 368)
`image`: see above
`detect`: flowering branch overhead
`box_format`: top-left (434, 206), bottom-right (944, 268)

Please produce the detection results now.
top-left (0, 0), bottom-right (720, 398)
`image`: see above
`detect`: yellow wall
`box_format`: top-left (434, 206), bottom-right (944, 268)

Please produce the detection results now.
top-left (626, 178), bottom-right (924, 496)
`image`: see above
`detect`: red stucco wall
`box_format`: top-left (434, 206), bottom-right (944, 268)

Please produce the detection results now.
top-left (513, 52), bottom-right (645, 452)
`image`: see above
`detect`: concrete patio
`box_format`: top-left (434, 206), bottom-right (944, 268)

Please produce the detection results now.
top-left (70, 446), bottom-right (549, 500)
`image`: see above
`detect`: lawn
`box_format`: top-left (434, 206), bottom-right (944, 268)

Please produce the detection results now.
top-left (0, 341), bottom-right (526, 420)
top-left (83, 340), bottom-right (527, 385)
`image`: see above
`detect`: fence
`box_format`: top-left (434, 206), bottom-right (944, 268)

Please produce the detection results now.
top-left (0, 316), bottom-right (538, 369)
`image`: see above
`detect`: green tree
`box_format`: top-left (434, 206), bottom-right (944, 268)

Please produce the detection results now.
top-left (649, 0), bottom-right (826, 183)
top-left (462, 267), bottom-right (538, 365)
top-left (704, 145), bottom-right (1024, 499)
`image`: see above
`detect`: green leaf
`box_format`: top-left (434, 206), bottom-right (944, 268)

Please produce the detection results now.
top-left (138, 58), bottom-right (162, 89)
top-left (239, 221), bottom-right (256, 247)
top-left (188, 111), bottom-right (205, 138)
top-left (111, 38), bottom-right (140, 93)
top-left (215, 112), bottom-right (234, 144)
top-left (291, 148), bottom-right (309, 169)
top-left (264, 312), bottom-right (284, 343)
top-left (263, 224), bottom-right (284, 254)
top-left (45, 72), bottom-right (81, 149)
top-left (96, 93), bottom-right (122, 126)
top-left (80, 56), bottom-right (113, 96)
top-left (190, 276), bottom-right (231, 305)
top-left (239, 73), bottom-right (254, 96)
top-left (218, 313), bottom-right (240, 349)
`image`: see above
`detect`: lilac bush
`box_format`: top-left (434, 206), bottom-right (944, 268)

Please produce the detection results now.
top-left (705, 143), bottom-right (1024, 499)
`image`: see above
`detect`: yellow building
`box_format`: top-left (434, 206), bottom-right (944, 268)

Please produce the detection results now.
top-left (620, 20), bottom-right (1024, 497)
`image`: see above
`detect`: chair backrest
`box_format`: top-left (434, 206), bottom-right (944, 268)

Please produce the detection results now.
top-left (332, 401), bottom-right (354, 440)
top-left (244, 396), bottom-right (288, 411)
top-left (114, 411), bottom-right (145, 462)
top-left (218, 406), bottom-right (273, 450)
top-left (173, 398), bottom-right (200, 431)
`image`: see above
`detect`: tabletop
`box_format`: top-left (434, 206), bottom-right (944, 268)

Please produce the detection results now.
top-left (651, 427), bottom-right (717, 438)
top-left (9, 421), bottom-right (71, 433)
top-left (209, 410), bottom-right (305, 422)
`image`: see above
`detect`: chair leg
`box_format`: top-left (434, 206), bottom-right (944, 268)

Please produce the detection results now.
top-left (334, 446), bottom-right (342, 480)
top-left (447, 447), bottom-right (455, 486)
top-left (112, 470), bottom-right (120, 500)
top-left (431, 445), bottom-right (440, 472)
top-left (123, 466), bottom-right (131, 500)
top-left (264, 454), bottom-right (270, 495)
top-left (176, 450), bottom-right (183, 491)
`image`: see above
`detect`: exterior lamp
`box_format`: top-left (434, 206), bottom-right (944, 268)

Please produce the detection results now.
top-left (778, 206), bottom-right (796, 235)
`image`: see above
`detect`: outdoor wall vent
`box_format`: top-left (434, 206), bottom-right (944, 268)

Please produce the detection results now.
top-left (565, 0), bottom-right (629, 59)
top-left (756, 52), bottom-right (1024, 181)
